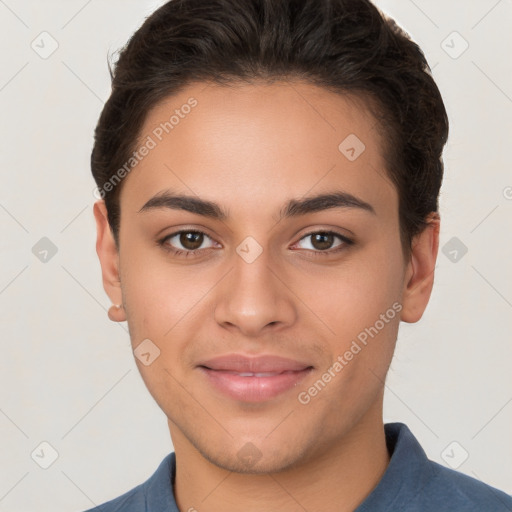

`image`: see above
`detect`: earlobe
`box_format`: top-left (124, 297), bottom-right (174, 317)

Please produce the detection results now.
top-left (93, 200), bottom-right (126, 322)
top-left (400, 212), bottom-right (440, 324)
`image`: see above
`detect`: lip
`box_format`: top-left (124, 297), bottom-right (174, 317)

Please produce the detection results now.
top-left (197, 354), bottom-right (313, 402)
top-left (197, 354), bottom-right (312, 373)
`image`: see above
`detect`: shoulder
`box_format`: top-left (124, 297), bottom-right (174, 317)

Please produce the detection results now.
top-left (361, 423), bottom-right (512, 512)
top-left (80, 484), bottom-right (145, 512)
top-left (79, 452), bottom-right (176, 512)
top-left (420, 460), bottom-right (512, 511)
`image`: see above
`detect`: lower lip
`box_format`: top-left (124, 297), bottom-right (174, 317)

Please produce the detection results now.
top-left (199, 367), bottom-right (313, 402)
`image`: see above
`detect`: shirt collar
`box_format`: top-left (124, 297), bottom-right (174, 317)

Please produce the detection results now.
top-left (355, 422), bottom-right (433, 511)
top-left (144, 450), bottom-right (179, 512)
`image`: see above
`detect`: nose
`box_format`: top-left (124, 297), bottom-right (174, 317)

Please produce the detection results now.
top-left (213, 246), bottom-right (297, 337)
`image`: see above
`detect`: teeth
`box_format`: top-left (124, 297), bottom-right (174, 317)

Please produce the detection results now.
top-left (237, 372), bottom-right (280, 377)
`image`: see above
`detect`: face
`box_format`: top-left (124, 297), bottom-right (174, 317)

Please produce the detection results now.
top-left (95, 80), bottom-right (437, 474)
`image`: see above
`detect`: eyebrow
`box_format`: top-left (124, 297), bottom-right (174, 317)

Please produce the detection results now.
top-left (138, 189), bottom-right (376, 220)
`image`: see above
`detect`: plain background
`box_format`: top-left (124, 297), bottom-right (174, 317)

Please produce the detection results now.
top-left (0, 0), bottom-right (511, 510)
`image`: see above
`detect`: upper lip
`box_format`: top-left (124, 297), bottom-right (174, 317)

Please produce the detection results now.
top-left (198, 354), bottom-right (312, 373)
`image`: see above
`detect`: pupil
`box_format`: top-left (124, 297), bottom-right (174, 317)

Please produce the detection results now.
top-left (181, 232), bottom-right (203, 250)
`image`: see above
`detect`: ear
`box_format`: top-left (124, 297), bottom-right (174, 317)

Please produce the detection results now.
top-left (93, 200), bottom-right (126, 322)
top-left (400, 212), bottom-right (440, 323)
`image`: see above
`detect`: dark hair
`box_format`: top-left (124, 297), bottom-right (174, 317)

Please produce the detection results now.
top-left (91, 0), bottom-right (448, 260)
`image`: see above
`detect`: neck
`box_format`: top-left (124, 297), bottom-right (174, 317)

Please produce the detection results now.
top-left (169, 398), bottom-right (390, 512)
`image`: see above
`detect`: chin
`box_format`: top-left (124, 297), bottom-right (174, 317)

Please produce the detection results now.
top-left (194, 435), bottom-right (311, 475)
top-left (204, 450), bottom-right (302, 475)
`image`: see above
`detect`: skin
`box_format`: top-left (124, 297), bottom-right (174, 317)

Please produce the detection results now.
top-left (94, 80), bottom-right (439, 512)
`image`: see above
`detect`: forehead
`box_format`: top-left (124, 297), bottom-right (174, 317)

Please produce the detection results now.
top-left (120, 80), bottom-right (396, 220)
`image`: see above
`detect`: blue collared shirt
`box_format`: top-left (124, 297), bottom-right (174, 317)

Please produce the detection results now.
top-left (82, 422), bottom-right (512, 511)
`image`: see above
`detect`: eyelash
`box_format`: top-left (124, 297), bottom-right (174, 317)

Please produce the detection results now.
top-left (158, 229), bottom-right (354, 258)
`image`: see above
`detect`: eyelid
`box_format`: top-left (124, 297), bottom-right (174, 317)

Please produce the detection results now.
top-left (296, 228), bottom-right (354, 245)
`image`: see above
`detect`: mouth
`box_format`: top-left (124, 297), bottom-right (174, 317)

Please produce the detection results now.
top-left (203, 369), bottom-right (306, 377)
top-left (196, 353), bottom-right (314, 402)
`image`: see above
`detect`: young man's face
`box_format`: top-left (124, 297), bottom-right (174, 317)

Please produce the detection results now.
top-left (95, 80), bottom-right (438, 473)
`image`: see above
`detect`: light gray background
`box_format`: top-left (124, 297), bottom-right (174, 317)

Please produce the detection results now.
top-left (0, 0), bottom-right (511, 510)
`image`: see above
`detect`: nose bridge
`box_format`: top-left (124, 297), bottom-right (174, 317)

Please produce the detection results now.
top-left (214, 238), bottom-right (295, 334)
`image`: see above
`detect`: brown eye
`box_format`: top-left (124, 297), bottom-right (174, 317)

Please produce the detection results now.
top-left (310, 232), bottom-right (335, 250)
top-left (294, 230), bottom-right (354, 254)
top-left (160, 230), bottom-right (217, 256)
top-left (179, 231), bottom-right (204, 250)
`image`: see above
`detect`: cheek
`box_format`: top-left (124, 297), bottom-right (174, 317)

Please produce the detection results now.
top-left (120, 243), bottom-right (198, 337)
top-left (298, 238), bottom-right (403, 391)
top-left (298, 248), bottom-right (403, 342)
